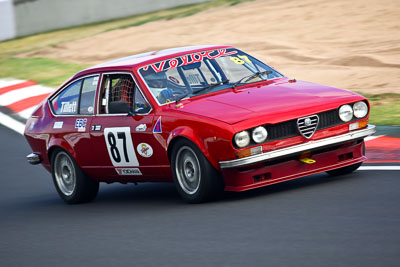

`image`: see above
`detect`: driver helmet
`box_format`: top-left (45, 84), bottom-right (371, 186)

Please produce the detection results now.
top-left (143, 69), bottom-right (167, 89)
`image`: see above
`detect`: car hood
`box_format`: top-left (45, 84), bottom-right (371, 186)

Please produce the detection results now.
top-left (175, 79), bottom-right (364, 125)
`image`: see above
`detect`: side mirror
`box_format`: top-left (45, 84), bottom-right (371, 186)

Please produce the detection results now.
top-left (108, 101), bottom-right (130, 114)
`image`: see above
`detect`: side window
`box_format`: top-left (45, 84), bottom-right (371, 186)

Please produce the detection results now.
top-left (99, 74), bottom-right (135, 114)
top-left (134, 86), bottom-right (151, 114)
top-left (80, 76), bottom-right (98, 115)
top-left (51, 80), bottom-right (81, 115)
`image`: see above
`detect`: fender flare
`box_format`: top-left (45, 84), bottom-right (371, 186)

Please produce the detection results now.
top-left (166, 126), bottom-right (219, 169)
top-left (47, 136), bottom-right (77, 165)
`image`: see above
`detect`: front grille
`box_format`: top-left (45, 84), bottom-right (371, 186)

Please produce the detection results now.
top-left (235, 104), bottom-right (365, 148)
top-left (317, 109), bottom-right (340, 129)
top-left (297, 115), bottom-right (319, 139)
top-left (266, 120), bottom-right (298, 141)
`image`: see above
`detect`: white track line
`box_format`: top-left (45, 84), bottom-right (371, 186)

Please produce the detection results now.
top-left (359, 166), bottom-right (400, 171)
top-left (0, 79), bottom-right (25, 88)
top-left (18, 106), bottom-right (38, 119)
top-left (0, 85), bottom-right (53, 106)
top-left (0, 112), bottom-right (25, 135)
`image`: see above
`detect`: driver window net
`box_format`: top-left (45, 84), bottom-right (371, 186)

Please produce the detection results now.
top-left (110, 76), bottom-right (134, 107)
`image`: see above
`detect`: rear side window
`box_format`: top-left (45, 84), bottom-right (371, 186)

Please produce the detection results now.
top-left (80, 76), bottom-right (98, 115)
top-left (50, 75), bottom-right (99, 115)
top-left (51, 80), bottom-right (81, 115)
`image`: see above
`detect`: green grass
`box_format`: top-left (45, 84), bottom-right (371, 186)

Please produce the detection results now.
top-left (0, 0), bottom-right (253, 57)
top-left (0, 0), bottom-right (253, 88)
top-left (0, 57), bottom-right (88, 87)
top-left (364, 93), bottom-right (400, 126)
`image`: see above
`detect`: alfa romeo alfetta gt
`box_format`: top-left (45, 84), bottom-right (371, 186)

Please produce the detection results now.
top-left (25, 45), bottom-right (376, 203)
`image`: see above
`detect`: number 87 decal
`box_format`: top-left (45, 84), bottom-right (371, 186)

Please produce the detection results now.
top-left (104, 127), bottom-right (139, 166)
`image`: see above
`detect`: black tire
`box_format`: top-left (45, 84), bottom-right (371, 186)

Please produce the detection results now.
top-left (51, 149), bottom-right (99, 204)
top-left (326, 162), bottom-right (362, 176)
top-left (171, 139), bottom-right (223, 203)
top-left (326, 140), bottom-right (365, 176)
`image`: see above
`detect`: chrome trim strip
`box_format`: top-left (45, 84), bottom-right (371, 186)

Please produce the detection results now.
top-left (27, 153), bottom-right (41, 165)
top-left (219, 125), bottom-right (376, 169)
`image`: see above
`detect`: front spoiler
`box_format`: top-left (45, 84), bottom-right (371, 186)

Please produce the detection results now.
top-left (219, 125), bottom-right (376, 169)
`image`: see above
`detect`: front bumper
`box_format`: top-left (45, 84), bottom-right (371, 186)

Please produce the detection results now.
top-left (220, 125), bottom-right (376, 169)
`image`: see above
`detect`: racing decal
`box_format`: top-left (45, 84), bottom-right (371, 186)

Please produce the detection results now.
top-left (135, 124), bottom-right (147, 132)
top-left (153, 117), bottom-right (162, 133)
top-left (104, 127), bottom-right (139, 167)
top-left (88, 106), bottom-right (94, 113)
top-left (91, 125), bottom-right (102, 131)
top-left (146, 49), bottom-right (237, 73)
top-left (53, 121), bottom-right (63, 129)
top-left (60, 101), bottom-right (77, 113)
top-left (137, 143), bottom-right (153, 158)
top-left (115, 168), bottom-right (142, 176)
top-left (230, 55), bottom-right (251, 65)
top-left (75, 118), bottom-right (87, 132)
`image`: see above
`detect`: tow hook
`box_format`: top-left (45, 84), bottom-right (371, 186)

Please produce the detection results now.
top-left (300, 158), bottom-right (316, 164)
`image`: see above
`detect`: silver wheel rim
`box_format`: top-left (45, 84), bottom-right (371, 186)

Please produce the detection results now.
top-left (54, 152), bottom-right (76, 196)
top-left (175, 146), bottom-right (201, 195)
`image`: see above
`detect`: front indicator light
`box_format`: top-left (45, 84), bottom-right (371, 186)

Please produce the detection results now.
top-left (349, 119), bottom-right (368, 131)
top-left (234, 131), bottom-right (250, 148)
top-left (236, 146), bottom-right (262, 158)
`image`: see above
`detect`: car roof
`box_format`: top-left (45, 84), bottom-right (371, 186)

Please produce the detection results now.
top-left (75, 45), bottom-right (233, 78)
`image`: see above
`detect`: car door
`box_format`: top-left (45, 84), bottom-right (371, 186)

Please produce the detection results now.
top-left (48, 74), bottom-right (99, 168)
top-left (86, 72), bottom-right (164, 181)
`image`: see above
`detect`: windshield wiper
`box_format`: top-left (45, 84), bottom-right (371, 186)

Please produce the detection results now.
top-left (232, 70), bottom-right (272, 89)
top-left (175, 79), bottom-right (230, 103)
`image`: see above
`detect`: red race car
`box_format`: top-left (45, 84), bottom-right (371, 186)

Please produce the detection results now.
top-left (24, 45), bottom-right (376, 204)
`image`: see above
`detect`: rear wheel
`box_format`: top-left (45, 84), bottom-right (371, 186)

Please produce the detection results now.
top-left (51, 150), bottom-right (99, 204)
top-left (171, 139), bottom-right (223, 203)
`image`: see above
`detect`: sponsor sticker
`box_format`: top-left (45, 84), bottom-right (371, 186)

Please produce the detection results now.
top-left (60, 101), bottom-right (77, 113)
top-left (142, 49), bottom-right (237, 73)
top-left (137, 143), bottom-right (153, 158)
top-left (53, 121), bottom-right (63, 129)
top-left (75, 118), bottom-right (87, 132)
top-left (115, 168), bottom-right (142, 176)
top-left (136, 124), bottom-right (147, 132)
top-left (91, 125), bottom-right (102, 131)
top-left (153, 116), bottom-right (162, 133)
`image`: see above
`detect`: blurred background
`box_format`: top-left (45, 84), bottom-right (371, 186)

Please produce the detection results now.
top-left (0, 0), bottom-right (399, 125)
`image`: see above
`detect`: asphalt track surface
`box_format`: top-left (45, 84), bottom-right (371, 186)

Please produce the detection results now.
top-left (0, 124), bottom-right (399, 267)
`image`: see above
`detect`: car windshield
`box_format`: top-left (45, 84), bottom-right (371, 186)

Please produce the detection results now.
top-left (138, 48), bottom-right (284, 105)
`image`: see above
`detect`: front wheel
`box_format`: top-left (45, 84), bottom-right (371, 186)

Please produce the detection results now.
top-left (51, 150), bottom-right (99, 204)
top-left (326, 140), bottom-right (365, 176)
top-left (326, 162), bottom-right (362, 176)
top-left (171, 139), bottom-right (223, 203)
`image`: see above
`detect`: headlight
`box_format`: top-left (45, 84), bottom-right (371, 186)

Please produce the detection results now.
top-left (252, 126), bottom-right (268, 143)
top-left (339, 104), bottom-right (353, 122)
top-left (353, 101), bottom-right (368, 118)
top-left (234, 131), bottom-right (250, 148)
